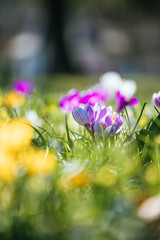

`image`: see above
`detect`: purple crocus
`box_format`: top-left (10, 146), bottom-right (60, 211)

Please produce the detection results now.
top-left (13, 79), bottom-right (35, 95)
top-left (72, 103), bottom-right (107, 137)
top-left (94, 107), bottom-right (124, 138)
top-left (116, 91), bottom-right (139, 112)
top-left (152, 91), bottom-right (160, 108)
top-left (59, 89), bottom-right (81, 113)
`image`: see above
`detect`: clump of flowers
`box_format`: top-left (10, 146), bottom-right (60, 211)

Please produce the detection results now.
top-left (116, 91), bottom-right (139, 112)
top-left (152, 91), bottom-right (160, 108)
top-left (59, 87), bottom-right (108, 112)
top-left (72, 103), bottom-right (124, 138)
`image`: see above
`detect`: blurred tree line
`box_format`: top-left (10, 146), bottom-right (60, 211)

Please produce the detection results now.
top-left (46, 0), bottom-right (160, 72)
top-left (0, 0), bottom-right (160, 75)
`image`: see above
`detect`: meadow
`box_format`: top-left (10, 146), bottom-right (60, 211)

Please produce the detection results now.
top-left (0, 73), bottom-right (160, 240)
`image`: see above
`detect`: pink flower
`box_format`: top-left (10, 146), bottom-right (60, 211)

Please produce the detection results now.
top-left (13, 79), bottom-right (35, 95)
top-left (116, 91), bottom-right (139, 112)
top-left (59, 89), bottom-right (81, 113)
top-left (80, 85), bottom-right (109, 107)
top-left (59, 86), bottom-right (109, 113)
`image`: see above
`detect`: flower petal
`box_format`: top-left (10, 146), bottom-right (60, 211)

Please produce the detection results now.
top-left (105, 115), bottom-right (113, 127)
top-left (129, 97), bottom-right (139, 106)
top-left (72, 108), bottom-right (89, 126)
top-left (96, 106), bottom-right (107, 122)
top-left (111, 126), bottom-right (122, 136)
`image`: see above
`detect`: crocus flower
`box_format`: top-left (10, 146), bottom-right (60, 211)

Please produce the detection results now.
top-left (116, 91), bottom-right (139, 112)
top-left (100, 71), bottom-right (137, 99)
top-left (13, 79), bottom-right (35, 95)
top-left (72, 103), bottom-right (107, 137)
top-left (94, 106), bottom-right (124, 138)
top-left (80, 85), bottom-right (109, 106)
top-left (152, 91), bottom-right (160, 108)
top-left (59, 89), bottom-right (81, 113)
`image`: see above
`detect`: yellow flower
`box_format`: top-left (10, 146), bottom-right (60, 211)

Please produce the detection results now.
top-left (22, 148), bottom-right (56, 175)
top-left (59, 170), bottom-right (93, 191)
top-left (95, 166), bottom-right (117, 187)
top-left (0, 118), bottom-right (34, 151)
top-left (0, 151), bottom-right (16, 181)
top-left (3, 91), bottom-right (25, 107)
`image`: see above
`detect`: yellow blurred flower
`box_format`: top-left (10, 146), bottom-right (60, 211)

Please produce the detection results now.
top-left (59, 170), bottom-right (93, 191)
top-left (0, 118), bottom-right (34, 151)
top-left (95, 166), bottom-right (117, 187)
top-left (22, 148), bottom-right (56, 175)
top-left (3, 91), bottom-right (25, 107)
top-left (0, 151), bottom-right (16, 181)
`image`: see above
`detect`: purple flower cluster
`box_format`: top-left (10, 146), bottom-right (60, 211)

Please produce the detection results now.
top-left (59, 87), bottom-right (109, 113)
top-left (72, 103), bottom-right (124, 138)
top-left (152, 92), bottom-right (160, 108)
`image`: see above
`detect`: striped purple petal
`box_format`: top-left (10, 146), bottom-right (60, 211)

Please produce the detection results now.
top-left (105, 115), bottom-right (113, 127)
top-left (72, 108), bottom-right (90, 127)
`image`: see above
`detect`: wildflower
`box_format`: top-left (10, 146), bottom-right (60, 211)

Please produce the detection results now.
top-left (22, 148), bottom-right (56, 175)
top-left (59, 89), bottom-right (81, 112)
top-left (80, 85), bottom-right (109, 106)
top-left (59, 170), bottom-right (93, 191)
top-left (72, 103), bottom-right (107, 137)
top-left (13, 79), bottom-right (35, 95)
top-left (59, 161), bottom-right (93, 191)
top-left (152, 91), bottom-right (160, 108)
top-left (3, 91), bottom-right (25, 107)
top-left (0, 118), bottom-right (34, 151)
top-left (116, 91), bottom-right (139, 112)
top-left (0, 151), bottom-right (16, 181)
top-left (100, 71), bottom-right (137, 98)
top-left (94, 106), bottom-right (124, 137)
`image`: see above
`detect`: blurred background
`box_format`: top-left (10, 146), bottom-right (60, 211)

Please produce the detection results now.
top-left (0, 0), bottom-right (160, 78)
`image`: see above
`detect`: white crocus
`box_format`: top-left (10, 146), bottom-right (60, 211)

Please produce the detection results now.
top-left (100, 72), bottom-right (122, 98)
top-left (100, 71), bottom-right (137, 99)
top-left (119, 79), bottom-right (137, 98)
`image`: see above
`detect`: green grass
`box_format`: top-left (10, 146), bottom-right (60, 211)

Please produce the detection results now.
top-left (0, 74), bottom-right (160, 240)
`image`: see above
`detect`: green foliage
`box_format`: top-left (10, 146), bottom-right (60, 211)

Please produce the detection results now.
top-left (0, 77), bottom-right (160, 240)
